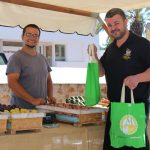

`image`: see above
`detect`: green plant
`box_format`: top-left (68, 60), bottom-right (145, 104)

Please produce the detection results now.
top-left (126, 8), bottom-right (150, 36)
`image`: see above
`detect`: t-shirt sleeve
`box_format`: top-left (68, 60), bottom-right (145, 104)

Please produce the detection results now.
top-left (144, 40), bottom-right (150, 67)
top-left (138, 39), bottom-right (150, 68)
top-left (6, 54), bottom-right (21, 75)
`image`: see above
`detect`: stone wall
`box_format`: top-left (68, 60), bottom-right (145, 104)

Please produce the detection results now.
top-left (0, 84), bottom-right (107, 105)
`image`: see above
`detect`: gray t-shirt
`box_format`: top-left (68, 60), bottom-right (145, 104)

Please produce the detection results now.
top-left (6, 50), bottom-right (52, 109)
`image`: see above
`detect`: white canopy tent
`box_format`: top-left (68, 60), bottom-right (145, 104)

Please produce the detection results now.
top-left (0, 0), bottom-right (149, 35)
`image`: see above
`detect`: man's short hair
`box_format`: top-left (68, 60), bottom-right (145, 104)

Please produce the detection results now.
top-left (22, 24), bottom-right (41, 36)
top-left (105, 8), bottom-right (126, 20)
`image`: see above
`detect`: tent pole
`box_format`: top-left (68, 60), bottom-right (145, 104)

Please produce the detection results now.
top-left (97, 16), bottom-right (113, 39)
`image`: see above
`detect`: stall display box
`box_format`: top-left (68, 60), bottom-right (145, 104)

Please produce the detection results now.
top-left (7, 113), bottom-right (45, 134)
top-left (37, 103), bottom-right (108, 126)
top-left (0, 114), bottom-right (8, 134)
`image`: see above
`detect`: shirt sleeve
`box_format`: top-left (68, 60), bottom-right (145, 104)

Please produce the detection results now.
top-left (6, 54), bottom-right (21, 75)
top-left (137, 38), bottom-right (150, 68)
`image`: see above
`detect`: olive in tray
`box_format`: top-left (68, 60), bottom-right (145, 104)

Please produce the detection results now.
top-left (99, 98), bottom-right (110, 107)
top-left (0, 104), bottom-right (21, 112)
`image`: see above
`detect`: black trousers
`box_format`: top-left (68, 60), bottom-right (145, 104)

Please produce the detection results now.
top-left (103, 102), bottom-right (150, 150)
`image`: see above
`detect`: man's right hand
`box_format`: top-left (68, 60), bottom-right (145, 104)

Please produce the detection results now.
top-left (87, 44), bottom-right (105, 77)
top-left (31, 98), bottom-right (46, 106)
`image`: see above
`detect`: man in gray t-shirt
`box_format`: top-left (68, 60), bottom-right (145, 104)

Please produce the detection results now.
top-left (6, 24), bottom-right (55, 109)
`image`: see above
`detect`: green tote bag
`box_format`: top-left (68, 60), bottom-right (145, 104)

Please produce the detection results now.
top-left (85, 44), bottom-right (100, 106)
top-left (110, 84), bottom-right (146, 148)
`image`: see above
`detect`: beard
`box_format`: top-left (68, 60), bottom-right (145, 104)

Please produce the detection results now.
top-left (111, 27), bottom-right (127, 40)
top-left (25, 44), bottom-right (36, 49)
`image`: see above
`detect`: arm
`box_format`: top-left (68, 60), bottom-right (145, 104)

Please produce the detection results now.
top-left (99, 61), bottom-right (105, 77)
top-left (124, 67), bottom-right (150, 89)
top-left (136, 67), bottom-right (150, 82)
top-left (47, 73), bottom-right (56, 103)
top-left (47, 73), bottom-right (53, 98)
top-left (7, 73), bottom-right (46, 105)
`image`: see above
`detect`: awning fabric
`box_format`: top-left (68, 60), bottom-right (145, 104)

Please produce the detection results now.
top-left (0, 0), bottom-right (149, 35)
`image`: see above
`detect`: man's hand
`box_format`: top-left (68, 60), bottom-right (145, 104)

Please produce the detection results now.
top-left (47, 97), bottom-right (56, 104)
top-left (87, 44), bottom-right (105, 77)
top-left (124, 75), bottom-right (139, 90)
top-left (87, 44), bottom-right (98, 59)
top-left (31, 98), bottom-right (46, 106)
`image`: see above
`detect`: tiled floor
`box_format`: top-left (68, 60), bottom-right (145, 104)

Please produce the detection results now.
top-left (0, 123), bottom-right (105, 150)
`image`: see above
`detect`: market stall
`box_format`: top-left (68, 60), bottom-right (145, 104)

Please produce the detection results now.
top-left (0, 0), bottom-right (150, 36)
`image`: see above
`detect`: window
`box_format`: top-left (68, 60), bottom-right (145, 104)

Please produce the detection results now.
top-left (0, 56), bottom-right (5, 65)
top-left (45, 45), bottom-right (52, 66)
top-left (2, 41), bottom-right (23, 58)
top-left (3, 41), bottom-right (23, 47)
top-left (55, 44), bottom-right (65, 61)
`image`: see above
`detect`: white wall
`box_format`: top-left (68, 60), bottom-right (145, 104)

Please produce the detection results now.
top-left (0, 65), bottom-right (106, 84)
top-left (0, 26), bottom-right (99, 68)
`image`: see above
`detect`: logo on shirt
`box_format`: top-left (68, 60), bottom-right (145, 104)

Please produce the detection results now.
top-left (122, 48), bottom-right (131, 60)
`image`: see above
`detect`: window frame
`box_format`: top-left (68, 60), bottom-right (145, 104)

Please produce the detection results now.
top-left (0, 53), bottom-right (8, 64)
top-left (55, 44), bottom-right (66, 61)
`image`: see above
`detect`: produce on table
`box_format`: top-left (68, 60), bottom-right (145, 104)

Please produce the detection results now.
top-left (48, 102), bottom-right (96, 110)
top-left (99, 98), bottom-right (110, 107)
top-left (0, 104), bottom-right (21, 112)
top-left (0, 104), bottom-right (37, 113)
top-left (65, 96), bottom-right (85, 106)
